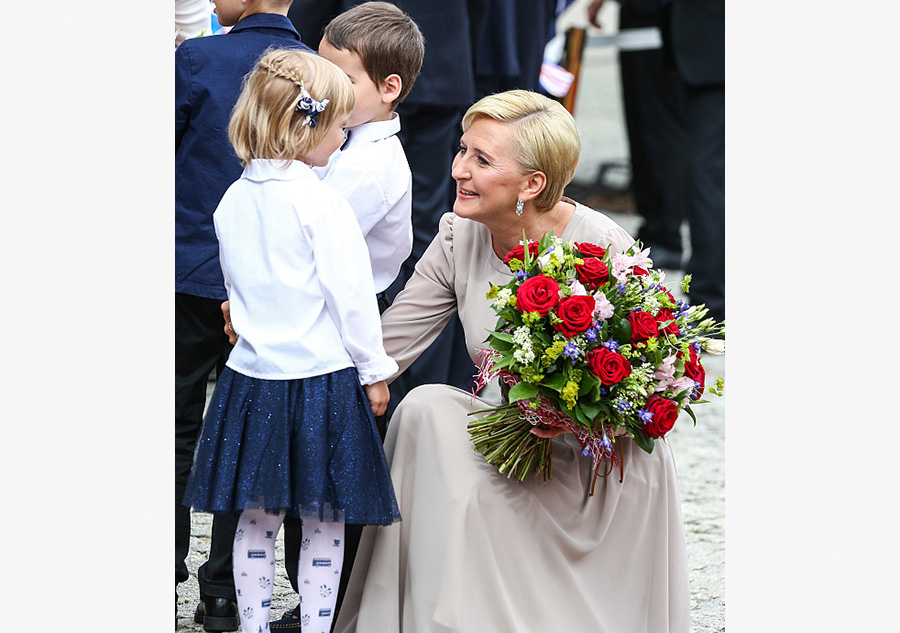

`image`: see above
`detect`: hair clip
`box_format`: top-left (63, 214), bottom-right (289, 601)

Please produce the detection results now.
top-left (296, 86), bottom-right (329, 128)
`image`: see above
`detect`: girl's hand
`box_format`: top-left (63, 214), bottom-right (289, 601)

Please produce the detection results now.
top-left (364, 381), bottom-right (390, 417)
top-left (221, 301), bottom-right (238, 345)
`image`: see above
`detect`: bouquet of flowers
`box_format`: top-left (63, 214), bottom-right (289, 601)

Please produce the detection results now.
top-left (468, 233), bottom-right (724, 486)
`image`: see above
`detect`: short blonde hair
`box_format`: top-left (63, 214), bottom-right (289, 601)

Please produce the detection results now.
top-left (229, 48), bottom-right (355, 166)
top-left (461, 90), bottom-right (581, 211)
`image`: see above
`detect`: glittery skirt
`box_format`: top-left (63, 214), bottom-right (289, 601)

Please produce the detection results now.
top-left (183, 366), bottom-right (401, 525)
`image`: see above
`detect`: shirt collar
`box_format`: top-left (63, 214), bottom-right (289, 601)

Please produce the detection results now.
top-left (343, 113), bottom-right (401, 149)
top-left (228, 13), bottom-right (301, 40)
top-left (242, 159), bottom-right (315, 182)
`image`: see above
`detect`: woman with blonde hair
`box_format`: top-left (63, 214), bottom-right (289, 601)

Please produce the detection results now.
top-left (333, 89), bottom-right (692, 633)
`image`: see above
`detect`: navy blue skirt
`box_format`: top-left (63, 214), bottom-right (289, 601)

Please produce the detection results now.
top-left (183, 366), bottom-right (400, 525)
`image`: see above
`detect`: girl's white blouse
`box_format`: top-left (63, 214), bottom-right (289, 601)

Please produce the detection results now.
top-left (214, 159), bottom-right (397, 385)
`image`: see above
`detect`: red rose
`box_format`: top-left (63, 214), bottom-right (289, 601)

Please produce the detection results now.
top-left (503, 242), bottom-right (540, 266)
top-left (683, 347), bottom-right (706, 399)
top-left (633, 266), bottom-right (650, 277)
top-left (576, 242), bottom-right (607, 259)
top-left (552, 295), bottom-right (596, 337)
top-left (575, 258), bottom-right (610, 290)
top-left (628, 311), bottom-right (659, 344)
top-left (643, 395), bottom-right (678, 437)
top-left (655, 308), bottom-right (679, 336)
top-left (516, 275), bottom-right (560, 315)
top-left (586, 347), bottom-right (632, 385)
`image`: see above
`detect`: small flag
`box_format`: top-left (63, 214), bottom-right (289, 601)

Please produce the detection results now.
top-left (539, 61), bottom-right (575, 98)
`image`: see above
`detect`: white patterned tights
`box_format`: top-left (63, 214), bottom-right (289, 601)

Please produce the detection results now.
top-left (233, 508), bottom-right (344, 633)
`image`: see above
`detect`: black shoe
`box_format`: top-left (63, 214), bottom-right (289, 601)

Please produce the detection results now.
top-left (194, 595), bottom-right (239, 632)
top-left (269, 604), bottom-right (301, 630)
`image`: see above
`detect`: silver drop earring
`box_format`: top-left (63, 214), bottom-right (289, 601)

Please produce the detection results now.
top-left (515, 199), bottom-right (524, 216)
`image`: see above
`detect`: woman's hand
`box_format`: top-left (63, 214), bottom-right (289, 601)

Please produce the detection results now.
top-left (530, 425), bottom-right (569, 439)
top-left (364, 381), bottom-right (390, 417)
top-left (221, 301), bottom-right (238, 345)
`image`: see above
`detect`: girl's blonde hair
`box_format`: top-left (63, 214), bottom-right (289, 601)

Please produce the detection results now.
top-left (229, 48), bottom-right (355, 166)
top-left (461, 90), bottom-right (581, 212)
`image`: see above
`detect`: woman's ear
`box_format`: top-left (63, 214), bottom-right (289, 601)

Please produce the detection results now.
top-left (381, 74), bottom-right (403, 105)
top-left (519, 171), bottom-right (547, 202)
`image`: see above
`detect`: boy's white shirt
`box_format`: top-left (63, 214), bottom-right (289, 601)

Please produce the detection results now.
top-left (215, 159), bottom-right (398, 385)
top-left (313, 113), bottom-right (413, 294)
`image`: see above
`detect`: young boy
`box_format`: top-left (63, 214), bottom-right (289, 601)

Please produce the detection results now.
top-left (314, 1), bottom-right (425, 314)
top-left (174, 1), bottom-right (313, 630)
top-left (268, 2), bottom-right (424, 630)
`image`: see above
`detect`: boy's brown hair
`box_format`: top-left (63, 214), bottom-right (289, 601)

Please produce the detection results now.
top-left (322, 1), bottom-right (425, 107)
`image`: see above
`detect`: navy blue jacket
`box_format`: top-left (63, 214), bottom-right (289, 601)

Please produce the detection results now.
top-left (175, 14), bottom-right (313, 300)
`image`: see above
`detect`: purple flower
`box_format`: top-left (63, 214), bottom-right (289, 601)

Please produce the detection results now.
top-left (638, 408), bottom-right (654, 424)
top-left (581, 447), bottom-right (593, 458)
top-left (617, 283), bottom-right (627, 296)
top-left (599, 432), bottom-right (612, 453)
top-left (563, 343), bottom-right (580, 365)
top-left (603, 339), bottom-right (620, 352)
top-left (516, 269), bottom-right (529, 281)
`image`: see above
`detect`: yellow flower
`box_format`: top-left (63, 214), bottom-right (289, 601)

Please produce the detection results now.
top-left (561, 380), bottom-right (580, 408)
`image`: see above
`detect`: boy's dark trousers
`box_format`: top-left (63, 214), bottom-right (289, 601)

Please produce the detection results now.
top-left (175, 293), bottom-right (238, 603)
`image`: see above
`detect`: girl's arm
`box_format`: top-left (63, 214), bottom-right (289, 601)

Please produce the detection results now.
top-left (309, 191), bottom-right (398, 386)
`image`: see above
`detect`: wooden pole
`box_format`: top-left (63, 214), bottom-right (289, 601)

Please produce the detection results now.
top-left (561, 27), bottom-right (586, 115)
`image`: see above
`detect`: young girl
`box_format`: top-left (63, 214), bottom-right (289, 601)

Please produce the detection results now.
top-left (183, 48), bottom-right (401, 633)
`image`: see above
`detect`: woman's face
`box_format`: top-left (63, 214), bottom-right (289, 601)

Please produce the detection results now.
top-left (451, 117), bottom-right (527, 223)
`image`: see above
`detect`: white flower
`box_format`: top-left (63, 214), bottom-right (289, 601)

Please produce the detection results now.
top-left (592, 292), bottom-right (615, 321)
top-left (512, 326), bottom-right (535, 364)
top-left (513, 348), bottom-right (535, 364)
top-left (701, 338), bottom-right (725, 355)
top-left (669, 376), bottom-right (697, 394)
top-left (612, 246), bottom-right (653, 284)
top-left (492, 287), bottom-right (513, 311)
top-left (568, 279), bottom-right (589, 297)
top-left (512, 326), bottom-right (532, 346)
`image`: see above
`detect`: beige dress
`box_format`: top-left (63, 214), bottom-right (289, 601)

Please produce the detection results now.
top-left (334, 203), bottom-right (692, 633)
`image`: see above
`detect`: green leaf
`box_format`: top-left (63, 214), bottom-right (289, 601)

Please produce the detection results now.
top-left (508, 381), bottom-right (539, 403)
top-left (579, 372), bottom-right (600, 396)
top-left (489, 339), bottom-right (513, 354)
top-left (632, 431), bottom-right (655, 454)
top-left (684, 405), bottom-right (698, 427)
top-left (486, 329), bottom-right (513, 343)
top-left (541, 373), bottom-right (567, 391)
top-left (579, 400), bottom-right (602, 421)
top-left (611, 318), bottom-right (632, 344)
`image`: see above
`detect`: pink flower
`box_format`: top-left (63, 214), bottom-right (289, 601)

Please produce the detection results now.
top-left (592, 292), bottom-right (615, 321)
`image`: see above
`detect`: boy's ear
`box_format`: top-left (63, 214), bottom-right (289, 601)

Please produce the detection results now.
top-left (380, 74), bottom-right (403, 105)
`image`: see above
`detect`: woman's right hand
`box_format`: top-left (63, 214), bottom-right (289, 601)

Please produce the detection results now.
top-left (222, 301), bottom-right (238, 345)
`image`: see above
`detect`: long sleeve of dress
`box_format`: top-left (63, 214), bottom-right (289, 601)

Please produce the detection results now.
top-left (380, 213), bottom-right (458, 380)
